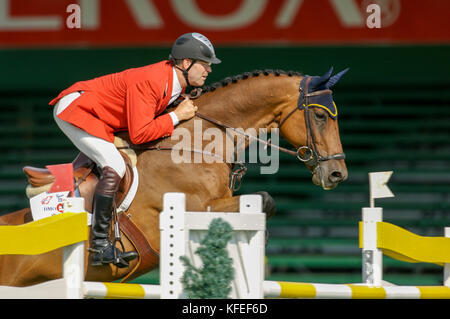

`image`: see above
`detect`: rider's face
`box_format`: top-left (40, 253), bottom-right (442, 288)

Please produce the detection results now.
top-left (186, 60), bottom-right (212, 87)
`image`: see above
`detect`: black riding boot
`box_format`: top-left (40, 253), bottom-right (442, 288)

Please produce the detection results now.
top-left (90, 166), bottom-right (138, 268)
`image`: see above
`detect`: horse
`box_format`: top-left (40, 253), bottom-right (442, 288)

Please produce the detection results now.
top-left (0, 67), bottom-right (348, 287)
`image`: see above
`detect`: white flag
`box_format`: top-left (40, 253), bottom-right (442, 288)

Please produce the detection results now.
top-left (369, 171), bottom-right (395, 200)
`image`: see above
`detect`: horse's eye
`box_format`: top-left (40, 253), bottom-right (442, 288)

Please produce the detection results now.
top-left (314, 111), bottom-right (327, 121)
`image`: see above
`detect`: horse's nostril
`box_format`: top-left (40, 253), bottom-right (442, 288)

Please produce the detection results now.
top-left (329, 170), bottom-right (343, 183)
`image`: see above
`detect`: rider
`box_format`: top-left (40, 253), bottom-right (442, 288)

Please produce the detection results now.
top-left (49, 33), bottom-right (221, 268)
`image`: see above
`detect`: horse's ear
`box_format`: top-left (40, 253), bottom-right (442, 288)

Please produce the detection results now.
top-left (326, 68), bottom-right (349, 88)
top-left (309, 66), bottom-right (333, 90)
top-left (319, 66), bottom-right (334, 84)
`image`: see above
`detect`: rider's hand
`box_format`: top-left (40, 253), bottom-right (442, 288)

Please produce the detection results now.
top-left (173, 97), bottom-right (198, 121)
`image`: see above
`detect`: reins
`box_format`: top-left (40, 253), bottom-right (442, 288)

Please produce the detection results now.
top-left (195, 112), bottom-right (298, 157)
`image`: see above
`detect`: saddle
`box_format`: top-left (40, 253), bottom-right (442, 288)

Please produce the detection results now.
top-left (22, 151), bottom-right (159, 282)
top-left (23, 152), bottom-right (132, 211)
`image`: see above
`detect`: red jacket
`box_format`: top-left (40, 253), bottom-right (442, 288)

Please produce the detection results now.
top-left (50, 60), bottom-right (177, 144)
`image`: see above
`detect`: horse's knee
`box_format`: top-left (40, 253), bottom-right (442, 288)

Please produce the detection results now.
top-left (253, 191), bottom-right (276, 219)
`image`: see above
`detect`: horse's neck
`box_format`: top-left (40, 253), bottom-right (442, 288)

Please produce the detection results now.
top-left (199, 76), bottom-right (300, 133)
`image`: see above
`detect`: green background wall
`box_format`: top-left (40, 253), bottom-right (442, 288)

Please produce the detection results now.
top-left (2, 45), bottom-right (450, 91)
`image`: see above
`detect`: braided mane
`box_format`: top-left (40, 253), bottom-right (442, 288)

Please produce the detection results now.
top-left (200, 69), bottom-right (303, 95)
top-left (168, 69), bottom-right (303, 107)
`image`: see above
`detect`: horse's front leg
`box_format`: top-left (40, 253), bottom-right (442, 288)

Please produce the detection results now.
top-left (205, 191), bottom-right (276, 220)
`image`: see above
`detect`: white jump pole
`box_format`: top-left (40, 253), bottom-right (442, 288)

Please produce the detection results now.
top-left (159, 192), bottom-right (187, 299)
top-left (444, 227), bottom-right (450, 287)
top-left (361, 207), bottom-right (383, 286)
top-left (62, 197), bottom-right (87, 299)
top-left (362, 171), bottom-right (395, 286)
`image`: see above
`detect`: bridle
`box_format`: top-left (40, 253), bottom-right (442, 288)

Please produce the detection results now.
top-left (193, 76), bottom-right (345, 187)
top-left (278, 76), bottom-right (346, 170)
top-left (195, 76), bottom-right (346, 173)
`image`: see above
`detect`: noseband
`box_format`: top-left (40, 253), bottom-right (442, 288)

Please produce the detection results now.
top-left (279, 76), bottom-right (346, 169)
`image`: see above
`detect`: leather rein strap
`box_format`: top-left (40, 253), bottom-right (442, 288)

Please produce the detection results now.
top-left (194, 112), bottom-right (298, 157)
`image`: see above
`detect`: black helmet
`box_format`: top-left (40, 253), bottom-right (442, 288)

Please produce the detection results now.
top-left (170, 32), bottom-right (221, 64)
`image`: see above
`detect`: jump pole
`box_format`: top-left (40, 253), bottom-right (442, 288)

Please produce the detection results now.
top-left (445, 227), bottom-right (450, 287)
top-left (362, 171), bottom-right (394, 286)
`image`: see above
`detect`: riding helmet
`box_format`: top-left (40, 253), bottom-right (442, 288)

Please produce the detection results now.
top-left (169, 32), bottom-right (221, 64)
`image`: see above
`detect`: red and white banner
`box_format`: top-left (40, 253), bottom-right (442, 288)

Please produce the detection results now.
top-left (1, 0), bottom-right (449, 47)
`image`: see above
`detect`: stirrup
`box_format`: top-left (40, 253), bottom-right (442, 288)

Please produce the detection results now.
top-left (113, 237), bottom-right (138, 264)
top-left (89, 241), bottom-right (132, 268)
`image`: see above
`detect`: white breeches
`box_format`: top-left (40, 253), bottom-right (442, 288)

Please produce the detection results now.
top-left (53, 92), bottom-right (126, 178)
